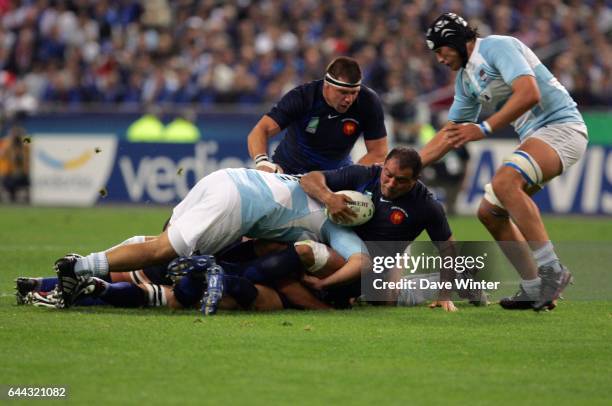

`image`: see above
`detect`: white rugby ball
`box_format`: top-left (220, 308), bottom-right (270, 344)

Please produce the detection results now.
top-left (326, 190), bottom-right (374, 226)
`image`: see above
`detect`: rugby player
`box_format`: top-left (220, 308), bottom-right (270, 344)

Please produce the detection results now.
top-left (247, 56), bottom-right (388, 174)
top-left (419, 13), bottom-right (587, 310)
top-left (300, 147), bottom-right (485, 312)
top-left (52, 168), bottom-right (369, 313)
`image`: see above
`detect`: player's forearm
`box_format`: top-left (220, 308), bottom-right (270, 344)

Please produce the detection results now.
top-left (435, 238), bottom-right (458, 300)
top-left (358, 138), bottom-right (388, 165)
top-left (247, 126), bottom-right (270, 159)
top-left (318, 254), bottom-right (368, 289)
top-left (300, 171), bottom-right (336, 205)
top-left (357, 150), bottom-right (386, 165)
top-left (419, 130), bottom-right (453, 167)
top-left (247, 116), bottom-right (281, 159)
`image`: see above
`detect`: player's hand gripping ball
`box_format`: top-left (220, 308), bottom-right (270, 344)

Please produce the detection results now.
top-left (326, 190), bottom-right (374, 226)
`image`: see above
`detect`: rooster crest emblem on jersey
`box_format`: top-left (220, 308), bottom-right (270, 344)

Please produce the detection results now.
top-left (389, 209), bottom-right (406, 225)
top-left (342, 119), bottom-right (358, 136)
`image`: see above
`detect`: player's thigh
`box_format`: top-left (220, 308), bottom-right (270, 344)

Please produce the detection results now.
top-left (521, 123), bottom-right (588, 182)
top-left (516, 137), bottom-right (562, 182)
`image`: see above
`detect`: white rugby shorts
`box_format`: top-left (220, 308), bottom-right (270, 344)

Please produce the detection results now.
top-left (528, 122), bottom-right (588, 172)
top-left (168, 170), bottom-right (242, 256)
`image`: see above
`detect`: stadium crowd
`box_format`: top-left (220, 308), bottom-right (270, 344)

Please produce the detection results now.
top-left (0, 0), bottom-right (610, 120)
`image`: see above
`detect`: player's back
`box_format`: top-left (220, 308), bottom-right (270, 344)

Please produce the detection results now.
top-left (224, 168), bottom-right (328, 242)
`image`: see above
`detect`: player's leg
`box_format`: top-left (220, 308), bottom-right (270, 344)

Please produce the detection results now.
top-left (477, 194), bottom-right (543, 309)
top-left (274, 278), bottom-right (332, 310)
top-left (487, 125), bottom-right (587, 309)
top-left (490, 141), bottom-right (559, 243)
top-left (220, 240), bottom-right (345, 284)
top-left (105, 235), bottom-right (163, 284)
top-left (55, 232), bottom-right (178, 307)
top-left (55, 174), bottom-right (242, 306)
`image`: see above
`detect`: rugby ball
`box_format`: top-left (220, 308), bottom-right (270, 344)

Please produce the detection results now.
top-left (326, 190), bottom-right (374, 226)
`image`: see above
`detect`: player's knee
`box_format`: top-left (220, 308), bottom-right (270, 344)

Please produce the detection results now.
top-left (477, 198), bottom-right (509, 229)
top-left (477, 200), bottom-right (497, 227)
top-left (477, 202), bottom-right (490, 225)
top-left (490, 174), bottom-right (520, 202)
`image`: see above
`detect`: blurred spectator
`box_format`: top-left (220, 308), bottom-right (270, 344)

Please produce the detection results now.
top-left (4, 79), bottom-right (38, 120)
top-left (0, 125), bottom-right (30, 203)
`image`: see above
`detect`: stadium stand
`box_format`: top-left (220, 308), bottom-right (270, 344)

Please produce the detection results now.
top-left (0, 0), bottom-right (609, 116)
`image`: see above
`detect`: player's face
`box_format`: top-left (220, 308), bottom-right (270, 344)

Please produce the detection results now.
top-left (380, 158), bottom-right (416, 200)
top-left (323, 81), bottom-right (360, 113)
top-left (434, 46), bottom-right (462, 71)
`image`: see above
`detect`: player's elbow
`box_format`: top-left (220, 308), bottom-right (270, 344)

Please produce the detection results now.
top-left (527, 87), bottom-right (541, 106)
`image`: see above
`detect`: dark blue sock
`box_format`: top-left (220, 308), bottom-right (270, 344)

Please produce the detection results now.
top-left (223, 275), bottom-right (258, 309)
top-left (173, 275), bottom-right (206, 308)
top-left (241, 246), bottom-right (304, 284)
top-left (40, 277), bottom-right (58, 292)
top-left (99, 282), bottom-right (146, 308)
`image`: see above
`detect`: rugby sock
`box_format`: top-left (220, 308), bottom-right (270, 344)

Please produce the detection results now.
top-left (99, 281), bottom-right (147, 308)
top-left (520, 277), bottom-right (541, 299)
top-left (105, 235), bottom-right (146, 252)
top-left (141, 284), bottom-right (168, 307)
top-left (39, 277), bottom-right (58, 292)
top-left (74, 252), bottom-right (109, 278)
top-left (241, 246), bottom-right (304, 284)
top-left (532, 241), bottom-right (559, 268)
top-left (223, 274), bottom-right (258, 309)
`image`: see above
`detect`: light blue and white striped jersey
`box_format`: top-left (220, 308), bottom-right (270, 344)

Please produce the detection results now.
top-left (225, 168), bottom-right (365, 260)
top-left (448, 36), bottom-right (584, 140)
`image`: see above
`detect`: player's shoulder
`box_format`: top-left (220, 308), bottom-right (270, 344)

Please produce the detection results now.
top-left (280, 79), bottom-right (322, 103)
top-left (411, 181), bottom-right (441, 207)
top-left (293, 79), bottom-right (323, 96)
top-left (479, 35), bottom-right (522, 56)
top-left (357, 84), bottom-right (383, 107)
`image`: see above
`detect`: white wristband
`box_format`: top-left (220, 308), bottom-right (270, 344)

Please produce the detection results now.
top-left (254, 153), bottom-right (270, 164)
top-left (479, 120), bottom-right (492, 136)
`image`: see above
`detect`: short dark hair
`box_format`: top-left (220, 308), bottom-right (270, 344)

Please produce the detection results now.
top-left (385, 147), bottom-right (423, 178)
top-left (326, 56), bottom-right (362, 83)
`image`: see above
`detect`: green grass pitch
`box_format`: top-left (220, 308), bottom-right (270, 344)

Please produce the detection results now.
top-left (0, 206), bottom-right (610, 404)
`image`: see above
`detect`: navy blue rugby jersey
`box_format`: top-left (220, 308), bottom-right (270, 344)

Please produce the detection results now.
top-left (268, 80), bottom-right (386, 174)
top-left (322, 165), bottom-right (451, 243)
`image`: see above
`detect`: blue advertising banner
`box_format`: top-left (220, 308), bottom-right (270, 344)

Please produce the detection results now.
top-left (455, 141), bottom-right (612, 215)
top-left (105, 140), bottom-right (251, 204)
top-left (30, 134), bottom-right (612, 214)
